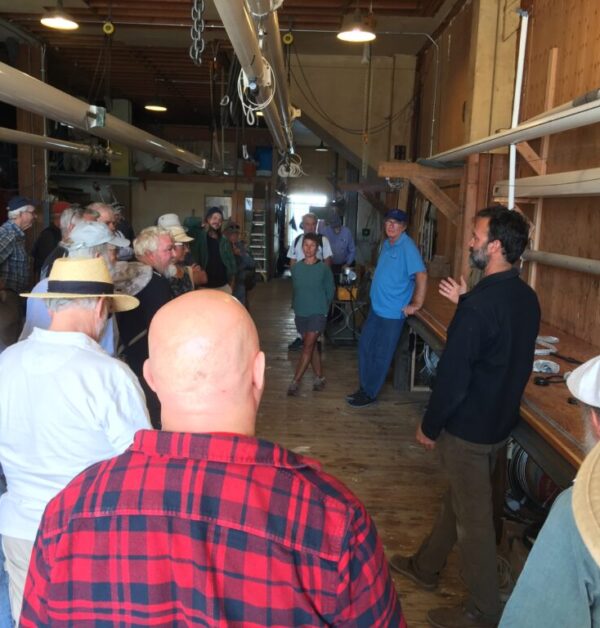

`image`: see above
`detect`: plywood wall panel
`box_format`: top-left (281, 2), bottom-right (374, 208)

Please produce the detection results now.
top-left (519, 0), bottom-right (600, 344)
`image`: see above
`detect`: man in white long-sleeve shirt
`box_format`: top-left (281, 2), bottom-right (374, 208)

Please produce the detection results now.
top-left (0, 257), bottom-right (150, 623)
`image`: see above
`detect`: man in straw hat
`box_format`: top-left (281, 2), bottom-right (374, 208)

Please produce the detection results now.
top-left (500, 355), bottom-right (600, 627)
top-left (21, 220), bottom-right (130, 355)
top-left (0, 257), bottom-right (150, 624)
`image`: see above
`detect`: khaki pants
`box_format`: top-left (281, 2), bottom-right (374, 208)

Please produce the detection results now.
top-left (2, 536), bottom-right (33, 624)
top-left (413, 431), bottom-right (505, 621)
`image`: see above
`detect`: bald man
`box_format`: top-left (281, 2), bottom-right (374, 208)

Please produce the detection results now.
top-left (21, 291), bottom-right (405, 627)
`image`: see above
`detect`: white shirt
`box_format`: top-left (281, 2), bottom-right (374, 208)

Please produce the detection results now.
top-left (287, 234), bottom-right (333, 262)
top-left (0, 327), bottom-right (150, 541)
top-left (19, 278), bottom-right (117, 355)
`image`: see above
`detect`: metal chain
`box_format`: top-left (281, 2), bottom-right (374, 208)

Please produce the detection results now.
top-left (189, 0), bottom-right (205, 66)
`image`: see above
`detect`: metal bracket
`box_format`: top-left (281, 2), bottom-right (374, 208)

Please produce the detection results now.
top-left (86, 105), bottom-right (106, 129)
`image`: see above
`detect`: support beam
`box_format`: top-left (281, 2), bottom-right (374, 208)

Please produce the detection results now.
top-left (515, 142), bottom-right (544, 176)
top-left (411, 176), bottom-right (460, 225)
top-left (378, 161), bottom-right (463, 181)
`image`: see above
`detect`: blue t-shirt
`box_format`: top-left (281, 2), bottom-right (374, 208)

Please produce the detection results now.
top-left (370, 233), bottom-right (426, 319)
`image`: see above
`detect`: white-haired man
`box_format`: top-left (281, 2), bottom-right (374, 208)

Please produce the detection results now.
top-left (21, 221), bottom-right (130, 355)
top-left (500, 356), bottom-right (600, 627)
top-left (0, 257), bottom-right (149, 624)
top-left (0, 196), bottom-right (37, 294)
top-left (39, 204), bottom-right (83, 279)
top-left (85, 202), bottom-right (117, 233)
top-left (117, 226), bottom-right (175, 428)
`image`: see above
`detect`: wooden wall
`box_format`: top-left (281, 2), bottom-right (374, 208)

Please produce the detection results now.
top-left (520, 0), bottom-right (600, 345)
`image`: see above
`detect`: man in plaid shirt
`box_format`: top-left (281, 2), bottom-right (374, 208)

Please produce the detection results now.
top-left (21, 290), bottom-right (405, 627)
top-left (0, 196), bottom-right (36, 294)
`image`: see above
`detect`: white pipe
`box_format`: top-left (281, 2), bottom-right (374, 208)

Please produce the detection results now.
top-left (508, 10), bottom-right (528, 210)
top-left (0, 127), bottom-right (112, 159)
top-left (0, 61), bottom-right (207, 171)
top-left (432, 96), bottom-right (600, 163)
top-left (213, 0), bottom-right (288, 153)
top-left (523, 250), bottom-right (600, 276)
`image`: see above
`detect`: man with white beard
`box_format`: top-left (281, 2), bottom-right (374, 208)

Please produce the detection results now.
top-left (0, 257), bottom-right (149, 624)
top-left (501, 355), bottom-right (600, 627)
top-left (20, 221), bottom-right (129, 355)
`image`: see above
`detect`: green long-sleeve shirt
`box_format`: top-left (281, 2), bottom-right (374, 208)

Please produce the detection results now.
top-left (291, 260), bottom-right (335, 317)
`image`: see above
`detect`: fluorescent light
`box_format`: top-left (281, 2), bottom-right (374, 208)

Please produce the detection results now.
top-left (40, 1), bottom-right (79, 30)
top-left (145, 102), bottom-right (167, 112)
top-left (337, 10), bottom-right (376, 43)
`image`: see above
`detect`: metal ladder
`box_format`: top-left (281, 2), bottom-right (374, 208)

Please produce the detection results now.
top-left (249, 208), bottom-right (268, 282)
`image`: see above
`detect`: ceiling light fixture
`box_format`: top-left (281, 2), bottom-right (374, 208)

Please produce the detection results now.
top-left (337, 4), bottom-right (376, 43)
top-left (315, 141), bottom-right (329, 152)
top-left (40, 0), bottom-right (79, 31)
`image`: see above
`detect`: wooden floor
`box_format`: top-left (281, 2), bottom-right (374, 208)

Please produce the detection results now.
top-left (249, 278), bottom-right (465, 628)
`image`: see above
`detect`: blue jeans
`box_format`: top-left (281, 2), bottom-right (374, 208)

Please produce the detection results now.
top-left (0, 474), bottom-right (13, 627)
top-left (358, 310), bottom-right (405, 399)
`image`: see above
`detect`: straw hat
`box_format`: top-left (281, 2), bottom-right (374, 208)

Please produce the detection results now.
top-left (21, 257), bottom-right (139, 312)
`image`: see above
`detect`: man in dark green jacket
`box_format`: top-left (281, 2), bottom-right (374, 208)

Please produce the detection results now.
top-left (187, 207), bottom-right (236, 292)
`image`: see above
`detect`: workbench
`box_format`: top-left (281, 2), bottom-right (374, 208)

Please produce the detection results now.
top-left (402, 279), bottom-right (597, 487)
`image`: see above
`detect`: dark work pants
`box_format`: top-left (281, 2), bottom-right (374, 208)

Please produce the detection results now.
top-left (358, 310), bottom-right (405, 399)
top-left (413, 431), bottom-right (505, 620)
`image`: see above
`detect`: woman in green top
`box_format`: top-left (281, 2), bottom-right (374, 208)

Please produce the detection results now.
top-left (288, 233), bottom-right (335, 396)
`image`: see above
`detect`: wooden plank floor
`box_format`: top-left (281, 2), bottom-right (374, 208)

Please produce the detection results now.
top-left (249, 278), bottom-right (465, 627)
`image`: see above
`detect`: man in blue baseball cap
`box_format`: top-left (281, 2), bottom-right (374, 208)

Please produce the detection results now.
top-left (347, 208), bottom-right (427, 407)
top-left (0, 196), bottom-right (37, 295)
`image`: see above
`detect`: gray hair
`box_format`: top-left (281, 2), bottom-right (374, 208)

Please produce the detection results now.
top-left (68, 244), bottom-right (109, 259)
top-left (44, 297), bottom-right (99, 313)
top-left (302, 212), bottom-right (318, 224)
top-left (60, 207), bottom-right (83, 238)
top-left (8, 207), bottom-right (29, 220)
top-left (134, 226), bottom-right (170, 258)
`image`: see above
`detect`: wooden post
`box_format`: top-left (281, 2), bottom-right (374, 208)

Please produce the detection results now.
top-left (454, 153), bottom-right (480, 279)
top-left (529, 46), bottom-right (558, 290)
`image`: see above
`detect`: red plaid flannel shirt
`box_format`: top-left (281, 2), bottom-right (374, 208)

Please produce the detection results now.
top-left (21, 430), bottom-right (404, 627)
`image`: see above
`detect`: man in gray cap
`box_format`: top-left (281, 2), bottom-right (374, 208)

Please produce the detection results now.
top-left (20, 221), bottom-right (130, 355)
top-left (501, 355), bottom-right (600, 627)
top-left (0, 196), bottom-right (37, 294)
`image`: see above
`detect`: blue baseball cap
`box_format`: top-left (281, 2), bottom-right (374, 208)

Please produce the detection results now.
top-left (384, 209), bottom-right (408, 223)
top-left (7, 196), bottom-right (36, 213)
